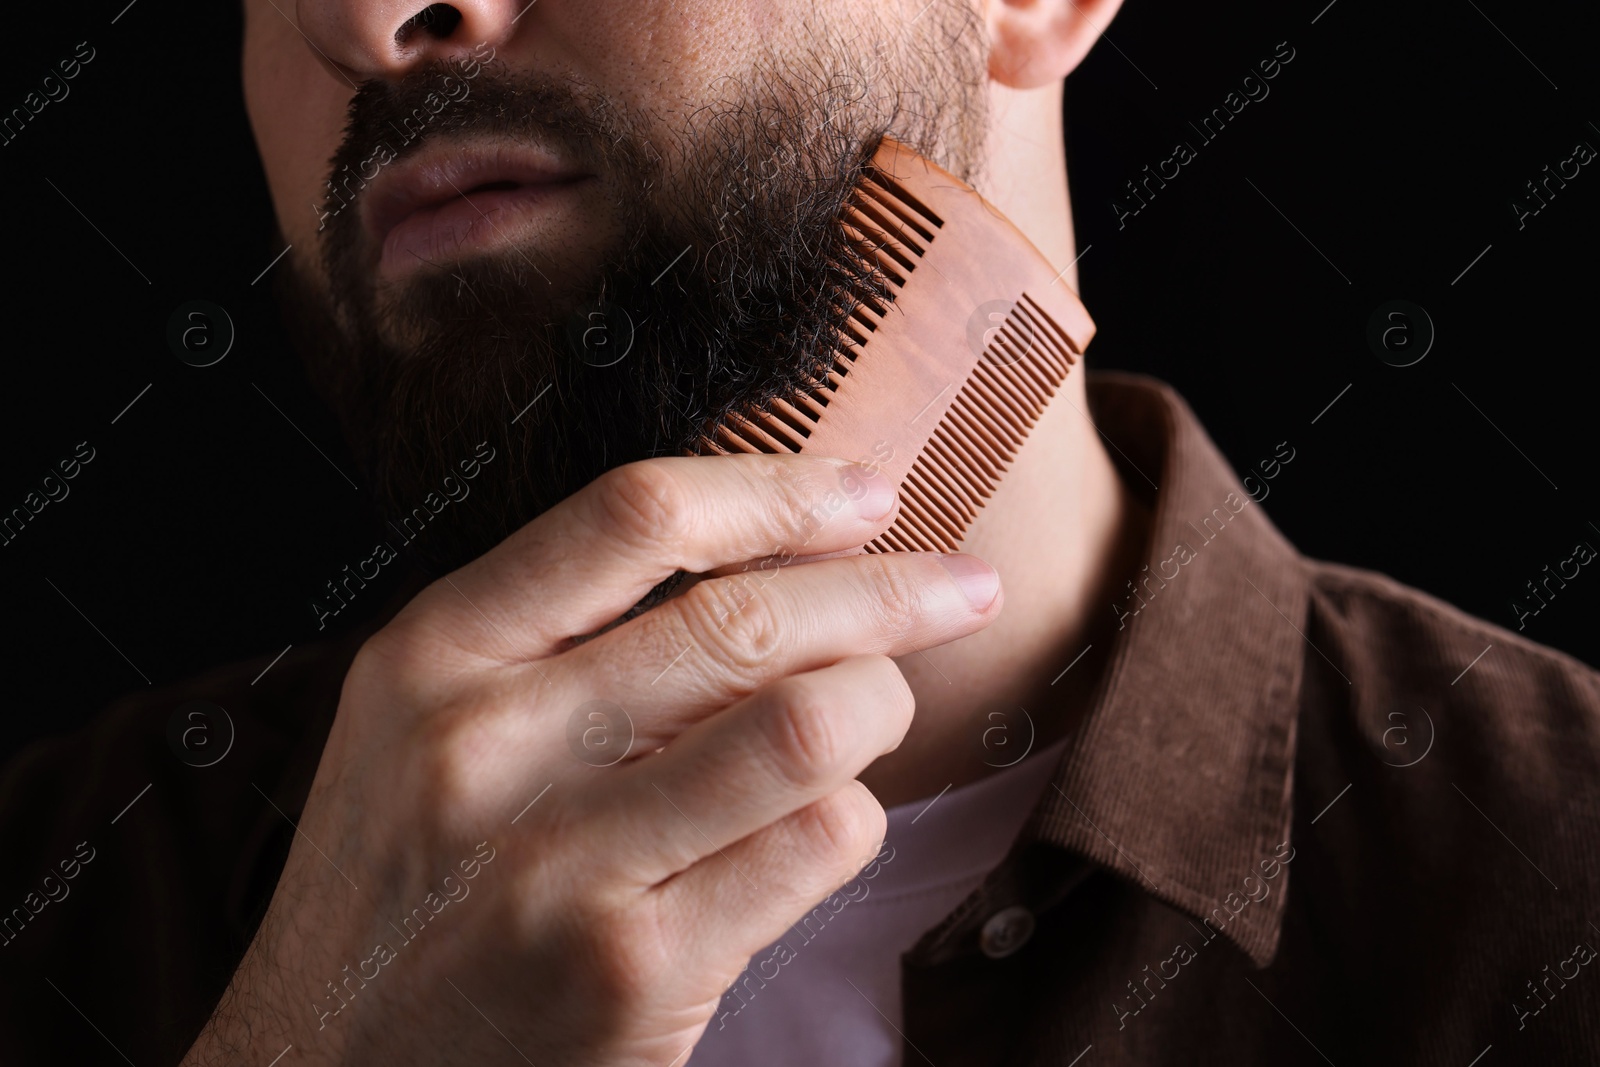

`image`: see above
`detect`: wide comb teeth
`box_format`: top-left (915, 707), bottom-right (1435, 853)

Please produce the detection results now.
top-left (688, 136), bottom-right (1096, 555)
top-left (844, 167), bottom-right (942, 264)
top-left (695, 166), bottom-right (944, 459)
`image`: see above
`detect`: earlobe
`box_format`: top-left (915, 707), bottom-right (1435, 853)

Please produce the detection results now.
top-left (985, 0), bottom-right (1126, 89)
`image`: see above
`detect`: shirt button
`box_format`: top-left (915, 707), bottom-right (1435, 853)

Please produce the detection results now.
top-left (979, 905), bottom-right (1036, 959)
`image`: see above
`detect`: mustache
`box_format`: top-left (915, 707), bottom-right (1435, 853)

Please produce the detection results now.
top-left (313, 50), bottom-right (651, 245)
top-left (311, 46), bottom-right (491, 234)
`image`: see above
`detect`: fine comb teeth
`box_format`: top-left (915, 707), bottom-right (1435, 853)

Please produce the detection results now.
top-left (688, 136), bottom-right (1096, 554)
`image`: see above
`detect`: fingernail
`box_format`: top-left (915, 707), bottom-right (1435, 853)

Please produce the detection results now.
top-left (852, 468), bottom-right (898, 522)
top-left (937, 553), bottom-right (999, 611)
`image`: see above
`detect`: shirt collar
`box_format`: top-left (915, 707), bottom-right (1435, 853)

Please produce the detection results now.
top-left (1028, 372), bottom-right (1308, 968)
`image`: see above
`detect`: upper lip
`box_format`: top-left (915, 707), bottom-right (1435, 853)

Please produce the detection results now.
top-left (361, 138), bottom-right (592, 247)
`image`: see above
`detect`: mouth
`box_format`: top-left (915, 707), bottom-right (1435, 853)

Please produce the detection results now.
top-left (362, 139), bottom-right (595, 280)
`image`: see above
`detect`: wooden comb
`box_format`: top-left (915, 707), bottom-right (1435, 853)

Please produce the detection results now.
top-left (604, 137), bottom-right (1098, 626)
top-left (687, 135), bottom-right (1096, 555)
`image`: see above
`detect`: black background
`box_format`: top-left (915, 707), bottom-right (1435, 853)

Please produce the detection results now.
top-left (1, 0), bottom-right (1595, 768)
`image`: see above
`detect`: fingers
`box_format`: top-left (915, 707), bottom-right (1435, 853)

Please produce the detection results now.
top-left (653, 781), bottom-right (888, 979)
top-left (412, 453), bottom-right (902, 663)
top-left (591, 655), bottom-right (912, 887)
top-left (564, 550), bottom-right (1001, 741)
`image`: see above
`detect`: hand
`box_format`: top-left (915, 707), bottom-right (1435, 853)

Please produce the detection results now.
top-left (183, 453), bottom-right (1003, 1066)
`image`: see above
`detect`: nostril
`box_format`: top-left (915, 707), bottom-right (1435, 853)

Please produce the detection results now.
top-left (395, 4), bottom-right (464, 47)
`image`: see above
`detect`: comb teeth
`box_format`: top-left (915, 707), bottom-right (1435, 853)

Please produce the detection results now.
top-left (691, 142), bottom-right (1092, 558)
top-left (854, 169), bottom-right (945, 247)
top-left (863, 292), bottom-right (1078, 554)
top-left (693, 161), bottom-right (945, 458)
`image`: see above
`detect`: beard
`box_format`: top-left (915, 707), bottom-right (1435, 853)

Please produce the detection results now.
top-left (276, 2), bottom-right (989, 578)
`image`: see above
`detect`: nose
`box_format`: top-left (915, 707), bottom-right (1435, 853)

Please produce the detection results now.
top-left (296, 0), bottom-right (527, 81)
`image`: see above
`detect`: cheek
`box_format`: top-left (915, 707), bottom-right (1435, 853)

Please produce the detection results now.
top-left (242, 2), bottom-right (356, 252)
top-left (563, 0), bottom-right (775, 121)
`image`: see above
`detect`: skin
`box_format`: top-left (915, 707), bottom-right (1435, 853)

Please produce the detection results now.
top-left (192, 0), bottom-right (1136, 1062)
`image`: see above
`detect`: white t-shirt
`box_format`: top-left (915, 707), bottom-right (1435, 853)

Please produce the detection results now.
top-left (688, 736), bottom-right (1069, 1067)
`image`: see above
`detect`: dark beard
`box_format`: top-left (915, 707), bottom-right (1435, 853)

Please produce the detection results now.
top-left (276, 8), bottom-right (987, 577)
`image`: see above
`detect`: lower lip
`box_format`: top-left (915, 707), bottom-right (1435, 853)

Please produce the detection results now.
top-left (377, 179), bottom-right (592, 279)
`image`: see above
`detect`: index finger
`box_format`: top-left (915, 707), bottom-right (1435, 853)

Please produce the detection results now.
top-left (418, 453), bottom-right (901, 662)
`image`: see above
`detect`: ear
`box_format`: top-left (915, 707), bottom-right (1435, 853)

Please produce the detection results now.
top-left (984, 0), bottom-right (1127, 89)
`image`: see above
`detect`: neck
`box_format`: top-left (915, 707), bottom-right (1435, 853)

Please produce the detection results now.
top-left (858, 80), bottom-right (1149, 809)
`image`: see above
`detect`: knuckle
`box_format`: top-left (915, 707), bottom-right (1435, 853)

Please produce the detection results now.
top-left (858, 557), bottom-right (925, 637)
top-left (591, 920), bottom-right (664, 1004)
top-left (794, 785), bottom-right (884, 865)
top-left (677, 574), bottom-right (782, 674)
top-left (355, 617), bottom-right (420, 674)
top-left (860, 653), bottom-right (915, 734)
top-left (761, 461), bottom-right (836, 546)
top-left (596, 462), bottom-right (695, 548)
top-left (414, 697), bottom-right (512, 811)
top-left (761, 675), bottom-right (848, 789)
top-left (349, 615), bottom-right (437, 692)
top-left (561, 899), bottom-right (673, 1008)
top-left (345, 633), bottom-right (395, 693)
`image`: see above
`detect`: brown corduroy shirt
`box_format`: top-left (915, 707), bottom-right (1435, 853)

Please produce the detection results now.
top-left (3, 373), bottom-right (1598, 1065)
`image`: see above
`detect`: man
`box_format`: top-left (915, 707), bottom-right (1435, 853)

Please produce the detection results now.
top-left (2, 0), bottom-right (1597, 1064)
